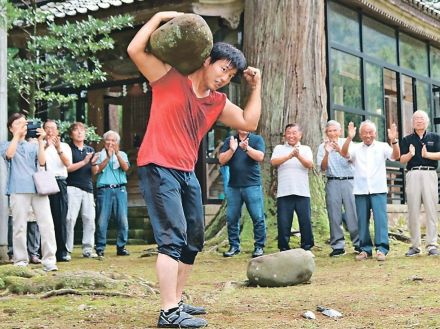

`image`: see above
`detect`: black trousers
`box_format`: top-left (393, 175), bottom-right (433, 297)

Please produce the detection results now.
top-left (277, 194), bottom-right (314, 251)
top-left (49, 179), bottom-right (69, 259)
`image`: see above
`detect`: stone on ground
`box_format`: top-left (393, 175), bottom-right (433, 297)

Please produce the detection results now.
top-left (247, 249), bottom-right (315, 287)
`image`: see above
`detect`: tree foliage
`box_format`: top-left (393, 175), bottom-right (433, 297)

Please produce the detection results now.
top-left (7, 2), bottom-right (133, 117)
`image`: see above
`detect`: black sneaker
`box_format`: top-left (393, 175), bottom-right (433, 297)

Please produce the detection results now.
top-left (117, 247), bottom-right (130, 256)
top-left (58, 253), bottom-right (71, 262)
top-left (223, 246), bottom-right (240, 257)
top-left (157, 309), bottom-right (207, 328)
top-left (329, 249), bottom-right (346, 257)
top-left (179, 300), bottom-right (206, 315)
top-left (96, 250), bottom-right (105, 257)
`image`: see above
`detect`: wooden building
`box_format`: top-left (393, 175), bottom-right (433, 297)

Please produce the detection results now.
top-left (5, 0), bottom-right (440, 242)
top-left (326, 0), bottom-right (440, 204)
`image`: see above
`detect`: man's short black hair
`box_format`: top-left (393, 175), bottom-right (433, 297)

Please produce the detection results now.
top-left (285, 123), bottom-right (302, 133)
top-left (209, 42), bottom-right (247, 74)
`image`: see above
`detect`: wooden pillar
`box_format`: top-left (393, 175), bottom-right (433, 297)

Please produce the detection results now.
top-left (0, 22), bottom-right (9, 261)
top-left (87, 89), bottom-right (105, 142)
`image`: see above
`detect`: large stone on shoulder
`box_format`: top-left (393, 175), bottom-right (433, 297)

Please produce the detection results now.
top-left (148, 14), bottom-right (213, 75)
top-left (246, 249), bottom-right (315, 287)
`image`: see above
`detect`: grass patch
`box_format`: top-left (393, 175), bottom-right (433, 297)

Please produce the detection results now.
top-left (1, 240), bottom-right (440, 328)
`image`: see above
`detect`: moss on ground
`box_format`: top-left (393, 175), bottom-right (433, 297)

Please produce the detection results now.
top-left (1, 243), bottom-right (440, 328)
top-left (0, 266), bottom-right (151, 296)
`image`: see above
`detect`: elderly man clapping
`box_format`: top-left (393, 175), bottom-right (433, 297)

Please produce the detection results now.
top-left (94, 130), bottom-right (130, 257)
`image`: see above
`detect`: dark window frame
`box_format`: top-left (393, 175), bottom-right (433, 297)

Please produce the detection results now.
top-left (326, 0), bottom-right (440, 204)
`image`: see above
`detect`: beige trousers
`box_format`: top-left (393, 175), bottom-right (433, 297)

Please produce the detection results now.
top-left (66, 186), bottom-right (95, 254)
top-left (406, 170), bottom-right (439, 250)
top-left (10, 194), bottom-right (57, 266)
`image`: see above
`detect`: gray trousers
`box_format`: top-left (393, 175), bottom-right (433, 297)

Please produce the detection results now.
top-left (325, 179), bottom-right (359, 250)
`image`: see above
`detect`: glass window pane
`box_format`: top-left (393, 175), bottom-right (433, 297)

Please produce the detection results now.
top-left (334, 110), bottom-right (363, 142)
top-left (363, 16), bottom-right (397, 65)
top-left (434, 86), bottom-right (440, 132)
top-left (431, 47), bottom-right (440, 81)
top-left (384, 69), bottom-right (399, 137)
top-left (328, 1), bottom-right (360, 51)
top-left (366, 115), bottom-right (385, 142)
top-left (416, 80), bottom-right (430, 114)
top-left (331, 50), bottom-right (362, 109)
top-left (365, 63), bottom-right (384, 115)
top-left (402, 75), bottom-right (414, 136)
top-left (400, 33), bottom-right (428, 76)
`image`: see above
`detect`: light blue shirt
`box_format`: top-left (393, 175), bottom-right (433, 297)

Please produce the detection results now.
top-left (0, 141), bottom-right (39, 194)
top-left (96, 150), bottom-right (129, 187)
top-left (317, 138), bottom-right (353, 178)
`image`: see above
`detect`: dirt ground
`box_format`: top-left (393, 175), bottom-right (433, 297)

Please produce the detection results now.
top-left (1, 240), bottom-right (440, 329)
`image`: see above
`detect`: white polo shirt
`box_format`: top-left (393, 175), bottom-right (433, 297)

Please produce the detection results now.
top-left (271, 143), bottom-right (313, 198)
top-left (45, 142), bottom-right (72, 178)
top-left (348, 140), bottom-right (393, 195)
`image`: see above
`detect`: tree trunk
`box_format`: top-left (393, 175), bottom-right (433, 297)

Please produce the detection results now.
top-left (243, 0), bottom-right (327, 153)
top-left (205, 1), bottom-right (329, 248)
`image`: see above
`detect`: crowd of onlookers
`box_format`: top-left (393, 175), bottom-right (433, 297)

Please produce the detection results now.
top-left (220, 110), bottom-right (440, 262)
top-left (1, 113), bottom-right (130, 271)
top-left (2, 110), bottom-right (439, 272)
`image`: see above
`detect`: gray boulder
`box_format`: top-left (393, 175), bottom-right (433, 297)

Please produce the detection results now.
top-left (148, 14), bottom-right (213, 75)
top-left (246, 249), bottom-right (315, 287)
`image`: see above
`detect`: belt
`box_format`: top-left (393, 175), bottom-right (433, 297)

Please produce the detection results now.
top-left (410, 166), bottom-right (436, 171)
top-left (98, 184), bottom-right (126, 189)
top-left (55, 176), bottom-right (67, 180)
top-left (327, 176), bottom-right (353, 180)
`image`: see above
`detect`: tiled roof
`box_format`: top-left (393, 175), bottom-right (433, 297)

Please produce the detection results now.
top-left (36, 0), bottom-right (143, 19)
top-left (405, 0), bottom-right (440, 19)
top-left (27, 0), bottom-right (440, 23)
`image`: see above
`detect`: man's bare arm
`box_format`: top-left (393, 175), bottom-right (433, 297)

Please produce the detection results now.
top-left (127, 12), bottom-right (182, 82)
top-left (218, 67), bottom-right (261, 131)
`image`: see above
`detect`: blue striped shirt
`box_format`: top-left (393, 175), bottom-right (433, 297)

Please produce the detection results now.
top-left (317, 138), bottom-right (353, 178)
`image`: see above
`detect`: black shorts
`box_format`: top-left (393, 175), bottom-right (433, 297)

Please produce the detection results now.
top-left (138, 164), bottom-right (204, 264)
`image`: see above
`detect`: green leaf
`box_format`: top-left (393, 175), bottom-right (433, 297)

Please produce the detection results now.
top-left (7, 7), bottom-right (133, 117)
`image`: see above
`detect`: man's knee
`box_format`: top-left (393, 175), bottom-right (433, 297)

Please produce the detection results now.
top-left (158, 244), bottom-right (200, 265)
top-left (180, 249), bottom-right (199, 265)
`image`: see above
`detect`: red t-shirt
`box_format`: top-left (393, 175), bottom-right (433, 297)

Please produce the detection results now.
top-left (137, 68), bottom-right (227, 171)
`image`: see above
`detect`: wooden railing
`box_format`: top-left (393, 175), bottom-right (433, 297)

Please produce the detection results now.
top-left (386, 162), bottom-right (406, 204)
top-left (386, 161), bottom-right (440, 205)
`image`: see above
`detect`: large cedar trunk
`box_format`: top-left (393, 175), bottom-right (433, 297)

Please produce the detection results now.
top-left (243, 0), bottom-right (327, 156)
top-left (206, 1), bottom-right (330, 246)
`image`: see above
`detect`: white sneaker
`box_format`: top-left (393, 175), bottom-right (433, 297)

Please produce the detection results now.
top-left (44, 264), bottom-right (58, 272)
top-left (83, 251), bottom-right (98, 258)
top-left (14, 261), bottom-right (28, 267)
